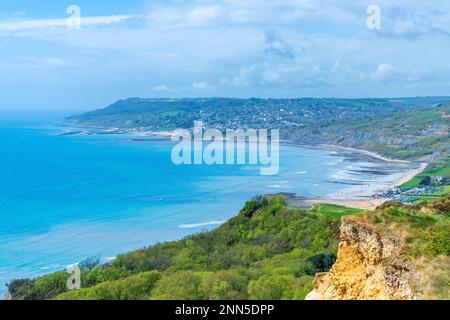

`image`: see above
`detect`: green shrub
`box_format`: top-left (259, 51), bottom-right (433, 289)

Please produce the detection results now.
top-left (292, 275), bottom-right (314, 300)
top-left (199, 270), bottom-right (248, 300)
top-left (56, 271), bottom-right (161, 300)
top-left (248, 275), bottom-right (294, 300)
top-left (415, 221), bottom-right (450, 257)
top-left (150, 271), bottom-right (204, 300)
top-left (82, 266), bottom-right (133, 287)
top-left (6, 279), bottom-right (34, 300)
top-left (8, 272), bottom-right (69, 300)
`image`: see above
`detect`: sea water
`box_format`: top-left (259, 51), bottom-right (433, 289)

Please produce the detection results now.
top-left (0, 117), bottom-right (407, 296)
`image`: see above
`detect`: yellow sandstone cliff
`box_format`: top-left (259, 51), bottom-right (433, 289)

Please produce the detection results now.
top-left (306, 217), bottom-right (418, 300)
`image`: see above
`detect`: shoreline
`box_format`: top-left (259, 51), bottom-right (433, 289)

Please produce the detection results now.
top-left (279, 141), bottom-right (429, 210)
top-left (57, 124), bottom-right (430, 210)
top-left (58, 125), bottom-right (429, 210)
top-left (316, 144), bottom-right (411, 164)
top-left (289, 161), bottom-right (428, 210)
top-left (282, 143), bottom-right (429, 210)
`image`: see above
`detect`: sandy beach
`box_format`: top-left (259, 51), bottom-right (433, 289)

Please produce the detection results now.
top-left (287, 150), bottom-right (429, 210)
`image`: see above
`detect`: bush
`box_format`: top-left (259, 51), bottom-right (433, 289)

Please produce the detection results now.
top-left (423, 222), bottom-right (450, 256)
top-left (199, 270), bottom-right (248, 300)
top-left (79, 256), bottom-right (100, 271)
top-left (306, 253), bottom-right (337, 274)
top-left (248, 275), bottom-right (294, 300)
top-left (420, 176), bottom-right (432, 186)
top-left (292, 275), bottom-right (314, 300)
top-left (82, 266), bottom-right (133, 287)
top-left (240, 196), bottom-right (270, 217)
top-left (32, 272), bottom-right (69, 299)
top-left (56, 271), bottom-right (161, 300)
top-left (150, 271), bottom-right (204, 300)
top-left (7, 279), bottom-right (34, 300)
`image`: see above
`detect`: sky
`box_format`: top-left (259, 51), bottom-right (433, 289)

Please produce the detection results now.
top-left (1, 0), bottom-right (450, 111)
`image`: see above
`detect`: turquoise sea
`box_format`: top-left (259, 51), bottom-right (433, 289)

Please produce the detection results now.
top-left (0, 115), bottom-right (407, 296)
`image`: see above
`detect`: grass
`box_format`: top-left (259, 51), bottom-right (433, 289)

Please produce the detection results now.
top-left (435, 164), bottom-right (450, 177)
top-left (432, 186), bottom-right (450, 196)
top-left (400, 177), bottom-right (423, 189)
top-left (400, 158), bottom-right (450, 190)
top-left (159, 110), bottom-right (187, 117)
top-left (410, 196), bottom-right (442, 203)
top-left (413, 256), bottom-right (450, 300)
top-left (310, 204), bottom-right (363, 221)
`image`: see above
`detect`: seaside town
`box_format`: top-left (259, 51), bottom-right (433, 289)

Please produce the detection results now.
top-left (379, 174), bottom-right (449, 203)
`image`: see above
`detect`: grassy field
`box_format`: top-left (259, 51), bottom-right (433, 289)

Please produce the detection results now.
top-left (310, 204), bottom-right (363, 221)
top-left (400, 157), bottom-right (450, 192)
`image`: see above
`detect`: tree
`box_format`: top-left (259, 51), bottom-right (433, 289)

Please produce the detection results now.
top-left (199, 270), bottom-right (247, 300)
top-left (79, 256), bottom-right (100, 270)
top-left (421, 176), bottom-right (432, 186)
top-left (248, 275), bottom-right (294, 300)
top-left (150, 271), bottom-right (203, 300)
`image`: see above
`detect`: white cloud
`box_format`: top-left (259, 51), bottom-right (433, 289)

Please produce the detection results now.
top-left (146, 5), bottom-right (222, 29)
top-left (143, 0), bottom-right (361, 30)
top-left (221, 60), bottom-right (368, 89)
top-left (188, 6), bottom-right (221, 26)
top-left (151, 84), bottom-right (171, 92)
top-left (0, 15), bottom-right (134, 32)
top-left (379, 13), bottom-right (450, 39)
top-left (192, 81), bottom-right (214, 90)
top-left (372, 63), bottom-right (394, 82)
top-left (3, 0), bottom-right (450, 107)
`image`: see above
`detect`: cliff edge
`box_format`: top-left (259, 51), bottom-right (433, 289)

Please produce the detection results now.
top-left (306, 217), bottom-right (418, 300)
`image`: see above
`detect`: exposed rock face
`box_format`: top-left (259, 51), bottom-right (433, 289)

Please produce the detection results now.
top-left (306, 218), bottom-right (417, 300)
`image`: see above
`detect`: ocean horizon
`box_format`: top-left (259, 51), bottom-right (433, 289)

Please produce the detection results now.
top-left (0, 118), bottom-right (413, 296)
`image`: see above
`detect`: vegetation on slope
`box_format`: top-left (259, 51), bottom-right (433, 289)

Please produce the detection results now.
top-left (399, 156), bottom-right (450, 202)
top-left (354, 197), bottom-right (449, 299)
top-left (339, 103), bottom-right (450, 159)
top-left (7, 194), bottom-right (449, 300)
top-left (8, 196), bottom-right (341, 300)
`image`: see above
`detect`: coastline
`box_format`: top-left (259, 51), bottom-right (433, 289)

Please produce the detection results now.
top-left (317, 144), bottom-right (412, 163)
top-left (282, 144), bottom-right (429, 210)
top-left (292, 161), bottom-right (428, 210)
top-left (58, 125), bottom-right (429, 210)
top-left (279, 140), bottom-right (429, 210)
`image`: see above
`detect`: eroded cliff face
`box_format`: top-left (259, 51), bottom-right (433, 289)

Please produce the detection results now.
top-left (306, 218), bottom-right (418, 300)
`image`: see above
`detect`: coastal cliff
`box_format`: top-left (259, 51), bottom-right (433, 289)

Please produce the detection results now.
top-left (306, 218), bottom-right (418, 300)
top-left (6, 196), bottom-right (448, 300)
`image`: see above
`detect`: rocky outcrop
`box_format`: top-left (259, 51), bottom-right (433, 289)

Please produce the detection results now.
top-left (306, 218), bottom-right (418, 300)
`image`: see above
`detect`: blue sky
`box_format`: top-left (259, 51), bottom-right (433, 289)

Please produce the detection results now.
top-left (1, 0), bottom-right (450, 111)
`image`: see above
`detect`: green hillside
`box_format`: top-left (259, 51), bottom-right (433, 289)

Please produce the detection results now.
top-left (7, 194), bottom-right (449, 300)
top-left (67, 97), bottom-right (450, 160)
top-left (342, 104), bottom-right (450, 159)
top-left (8, 196), bottom-right (341, 300)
